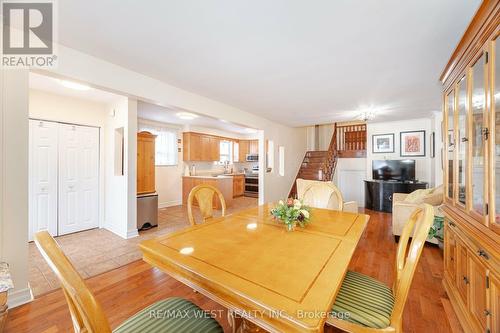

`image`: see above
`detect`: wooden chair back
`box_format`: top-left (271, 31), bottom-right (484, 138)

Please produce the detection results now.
top-left (34, 231), bottom-right (111, 333)
top-left (187, 184), bottom-right (227, 226)
top-left (390, 204), bottom-right (434, 330)
top-left (297, 179), bottom-right (344, 210)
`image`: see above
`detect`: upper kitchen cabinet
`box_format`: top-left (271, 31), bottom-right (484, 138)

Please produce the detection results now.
top-left (239, 140), bottom-right (249, 162)
top-left (238, 139), bottom-right (258, 162)
top-left (183, 132), bottom-right (220, 162)
top-left (249, 140), bottom-right (259, 154)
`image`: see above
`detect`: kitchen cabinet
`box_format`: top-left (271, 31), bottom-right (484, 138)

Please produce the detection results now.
top-left (183, 132), bottom-right (220, 162)
top-left (239, 140), bottom-right (249, 162)
top-left (249, 140), bottom-right (258, 154)
top-left (456, 238), bottom-right (469, 306)
top-left (469, 254), bottom-right (488, 331)
top-left (232, 174), bottom-right (245, 197)
top-left (491, 274), bottom-right (500, 332)
top-left (182, 176), bottom-right (233, 209)
top-left (440, 4), bottom-right (500, 332)
top-left (443, 220), bottom-right (499, 333)
top-left (137, 131), bottom-right (156, 195)
top-left (444, 226), bottom-right (457, 282)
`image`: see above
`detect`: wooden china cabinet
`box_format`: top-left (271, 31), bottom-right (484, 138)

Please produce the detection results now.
top-left (440, 2), bottom-right (500, 332)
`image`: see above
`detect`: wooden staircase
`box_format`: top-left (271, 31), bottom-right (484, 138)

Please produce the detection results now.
top-left (289, 124), bottom-right (339, 198)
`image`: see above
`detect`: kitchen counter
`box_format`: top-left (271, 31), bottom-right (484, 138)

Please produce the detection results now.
top-left (182, 176), bottom-right (233, 209)
top-left (183, 175), bottom-right (233, 179)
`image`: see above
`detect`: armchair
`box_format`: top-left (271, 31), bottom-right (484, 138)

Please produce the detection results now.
top-left (392, 186), bottom-right (443, 244)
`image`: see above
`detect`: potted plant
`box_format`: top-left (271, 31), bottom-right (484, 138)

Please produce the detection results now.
top-left (428, 215), bottom-right (444, 249)
top-left (270, 198), bottom-right (311, 231)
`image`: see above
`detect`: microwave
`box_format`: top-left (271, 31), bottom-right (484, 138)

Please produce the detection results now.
top-left (246, 154), bottom-right (258, 162)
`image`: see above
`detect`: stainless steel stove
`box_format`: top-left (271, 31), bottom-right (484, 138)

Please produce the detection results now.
top-left (244, 170), bottom-right (259, 197)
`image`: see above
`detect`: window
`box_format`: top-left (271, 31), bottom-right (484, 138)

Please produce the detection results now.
top-left (220, 140), bottom-right (232, 163)
top-left (138, 122), bottom-right (178, 166)
top-left (233, 142), bottom-right (239, 162)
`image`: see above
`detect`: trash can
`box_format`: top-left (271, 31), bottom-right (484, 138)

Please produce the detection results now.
top-left (137, 193), bottom-right (158, 231)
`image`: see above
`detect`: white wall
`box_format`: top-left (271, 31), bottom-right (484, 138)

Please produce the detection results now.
top-left (333, 158), bottom-right (367, 207)
top-left (42, 44), bottom-right (307, 204)
top-left (431, 111), bottom-right (444, 187)
top-left (29, 89), bottom-right (108, 227)
top-left (0, 69), bottom-right (32, 307)
top-left (366, 118), bottom-right (433, 185)
top-left (104, 97), bottom-right (138, 239)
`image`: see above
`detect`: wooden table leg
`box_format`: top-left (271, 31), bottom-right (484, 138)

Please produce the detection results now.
top-left (0, 291), bottom-right (8, 333)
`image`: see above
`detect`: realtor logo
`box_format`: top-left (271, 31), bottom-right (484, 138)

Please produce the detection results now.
top-left (2, 0), bottom-right (57, 67)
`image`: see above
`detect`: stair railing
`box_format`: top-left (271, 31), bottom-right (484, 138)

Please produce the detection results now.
top-left (322, 123), bottom-right (338, 181)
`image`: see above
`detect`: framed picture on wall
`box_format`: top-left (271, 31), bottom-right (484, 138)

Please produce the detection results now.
top-left (372, 133), bottom-right (394, 153)
top-left (400, 130), bottom-right (425, 157)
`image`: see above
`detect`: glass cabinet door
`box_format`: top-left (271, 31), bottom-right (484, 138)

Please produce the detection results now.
top-left (470, 53), bottom-right (487, 219)
top-left (492, 38), bottom-right (500, 233)
top-left (446, 90), bottom-right (455, 201)
top-left (456, 75), bottom-right (468, 206)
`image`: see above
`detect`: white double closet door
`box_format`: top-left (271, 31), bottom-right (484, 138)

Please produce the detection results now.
top-left (29, 120), bottom-right (99, 241)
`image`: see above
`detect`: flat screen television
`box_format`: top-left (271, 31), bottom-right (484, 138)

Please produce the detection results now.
top-left (372, 159), bottom-right (415, 182)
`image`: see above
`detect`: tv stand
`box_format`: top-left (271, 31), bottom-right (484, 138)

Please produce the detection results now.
top-left (364, 180), bottom-right (428, 213)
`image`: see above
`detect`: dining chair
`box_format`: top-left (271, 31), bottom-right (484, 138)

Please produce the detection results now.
top-left (326, 204), bottom-right (434, 333)
top-left (297, 179), bottom-right (345, 211)
top-left (187, 184), bottom-right (227, 226)
top-left (33, 231), bottom-right (223, 333)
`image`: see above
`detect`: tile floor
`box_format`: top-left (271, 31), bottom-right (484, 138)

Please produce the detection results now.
top-left (29, 196), bottom-right (258, 296)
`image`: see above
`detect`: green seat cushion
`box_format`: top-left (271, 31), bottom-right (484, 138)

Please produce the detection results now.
top-left (113, 297), bottom-right (223, 333)
top-left (332, 271), bottom-right (395, 329)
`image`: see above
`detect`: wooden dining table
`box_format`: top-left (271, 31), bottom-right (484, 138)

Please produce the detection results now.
top-left (140, 204), bottom-right (369, 333)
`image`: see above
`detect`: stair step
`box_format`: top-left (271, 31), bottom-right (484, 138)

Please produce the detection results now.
top-left (303, 157), bottom-right (326, 163)
top-left (302, 162), bottom-right (324, 168)
top-left (306, 151), bottom-right (328, 157)
top-left (338, 150), bottom-right (367, 158)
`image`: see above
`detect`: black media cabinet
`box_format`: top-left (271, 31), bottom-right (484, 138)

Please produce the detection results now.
top-left (364, 180), bottom-right (428, 213)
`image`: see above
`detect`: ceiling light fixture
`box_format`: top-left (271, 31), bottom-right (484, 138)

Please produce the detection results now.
top-left (176, 112), bottom-right (198, 120)
top-left (357, 108), bottom-right (377, 122)
top-left (59, 79), bottom-right (92, 91)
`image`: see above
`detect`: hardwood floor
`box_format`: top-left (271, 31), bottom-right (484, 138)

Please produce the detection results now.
top-left (5, 209), bottom-right (462, 333)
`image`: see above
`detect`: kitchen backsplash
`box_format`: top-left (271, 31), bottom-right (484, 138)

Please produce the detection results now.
top-left (183, 161), bottom-right (258, 175)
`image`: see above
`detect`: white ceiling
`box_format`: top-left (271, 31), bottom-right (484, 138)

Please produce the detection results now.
top-left (30, 72), bottom-right (256, 134)
top-left (57, 0), bottom-right (481, 126)
top-left (137, 101), bottom-right (258, 135)
top-left (30, 72), bottom-right (122, 104)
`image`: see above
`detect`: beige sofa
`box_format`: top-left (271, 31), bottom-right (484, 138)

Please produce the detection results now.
top-left (392, 186), bottom-right (443, 244)
top-left (296, 178), bottom-right (358, 213)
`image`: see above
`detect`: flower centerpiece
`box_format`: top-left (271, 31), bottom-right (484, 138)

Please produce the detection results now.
top-left (270, 198), bottom-right (311, 231)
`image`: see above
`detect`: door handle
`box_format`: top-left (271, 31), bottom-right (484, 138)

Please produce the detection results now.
top-left (463, 276), bottom-right (469, 285)
top-left (477, 249), bottom-right (489, 260)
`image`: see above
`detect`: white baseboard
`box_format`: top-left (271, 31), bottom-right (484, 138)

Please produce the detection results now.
top-left (104, 223), bottom-right (138, 239)
top-left (103, 223), bottom-right (127, 239)
top-left (8, 287), bottom-right (33, 308)
top-left (158, 199), bottom-right (181, 209)
top-left (126, 229), bottom-right (139, 239)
